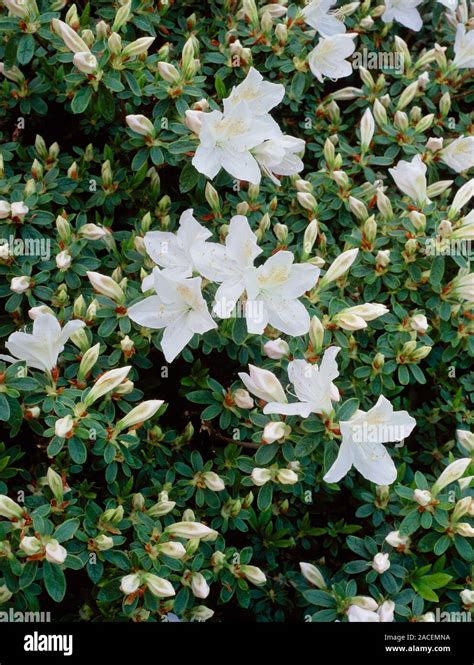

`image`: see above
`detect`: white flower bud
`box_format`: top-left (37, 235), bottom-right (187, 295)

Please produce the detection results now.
top-left (87, 271), bottom-right (124, 303)
top-left (299, 562), bottom-right (327, 589)
top-left (413, 489), bottom-right (433, 506)
top-left (56, 250), bottom-right (72, 271)
top-left (263, 338), bottom-right (289, 360)
top-left (120, 573), bottom-right (141, 595)
top-left (10, 275), bottom-right (31, 293)
top-left (319, 248), bottom-right (358, 287)
top-left (20, 536), bottom-right (42, 555)
top-left (410, 314), bottom-right (429, 333)
top-left (360, 108), bottom-right (374, 152)
top-left (190, 572), bottom-right (210, 599)
top-left (240, 565), bottom-right (266, 586)
top-left (456, 430), bottom-right (474, 453)
top-left (55, 415), bottom-right (74, 438)
top-left (158, 62), bottom-right (180, 83)
top-left (73, 52), bottom-right (98, 74)
top-left (262, 421), bottom-right (287, 444)
top-left (372, 552), bottom-right (390, 574)
top-left (47, 467), bottom-right (64, 503)
top-left (276, 468), bottom-right (298, 485)
top-left (126, 114), bottom-right (155, 137)
top-left (233, 389), bottom-right (254, 409)
top-left (165, 522), bottom-right (217, 540)
top-left (45, 539), bottom-right (68, 565)
top-left (251, 468), bottom-right (272, 486)
top-left (115, 400), bottom-right (164, 431)
top-left (0, 495), bottom-right (24, 520)
top-left (432, 458), bottom-right (471, 495)
top-left (202, 471), bottom-right (225, 492)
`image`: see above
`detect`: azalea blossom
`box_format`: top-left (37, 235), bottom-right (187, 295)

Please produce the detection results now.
top-left (453, 24), bottom-right (474, 69)
top-left (192, 101), bottom-right (278, 184)
top-left (143, 209), bottom-right (212, 282)
top-left (223, 67), bottom-right (284, 116)
top-left (243, 251), bottom-right (319, 335)
top-left (191, 215), bottom-right (261, 317)
top-left (128, 269), bottom-right (217, 363)
top-left (264, 346), bottom-right (341, 417)
top-left (253, 134), bottom-right (305, 185)
top-left (0, 313), bottom-right (85, 373)
top-left (324, 395), bottom-right (417, 485)
top-left (301, 0), bottom-right (346, 37)
top-left (389, 154), bottom-right (430, 206)
top-left (440, 136), bottom-right (474, 173)
top-left (308, 34), bottom-right (357, 83)
top-left (382, 0), bottom-right (423, 32)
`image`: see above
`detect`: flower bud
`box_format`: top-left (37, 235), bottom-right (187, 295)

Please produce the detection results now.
top-left (432, 458), bottom-right (471, 495)
top-left (297, 192), bottom-right (317, 212)
top-left (115, 400), bottom-right (164, 432)
top-left (20, 536), bottom-right (42, 555)
top-left (360, 108), bottom-right (374, 152)
top-left (372, 552), bottom-right (390, 574)
top-left (158, 62), bottom-right (180, 83)
top-left (11, 275), bottom-right (31, 293)
top-left (165, 522), bottom-right (217, 540)
top-left (94, 534), bottom-right (114, 551)
top-left (202, 471), bottom-right (225, 492)
top-left (413, 489), bottom-right (432, 506)
top-left (55, 415), bottom-right (74, 438)
top-left (47, 467), bottom-right (64, 503)
top-left (263, 338), bottom-right (289, 360)
top-left (251, 468), bottom-right (272, 486)
top-left (299, 562), bottom-right (327, 589)
top-left (84, 366), bottom-right (131, 407)
top-left (45, 539), bottom-right (68, 565)
top-left (456, 430), bottom-right (474, 453)
top-left (240, 565), bottom-right (266, 586)
top-left (276, 468), bottom-right (298, 485)
top-left (319, 248), bottom-right (358, 288)
top-left (0, 495), bottom-right (24, 520)
top-left (410, 314), bottom-right (428, 334)
top-left (73, 52), bottom-right (98, 74)
top-left (262, 421), bottom-right (287, 444)
top-left (233, 389), bottom-right (254, 409)
top-left (126, 114), bottom-right (155, 138)
top-left (87, 271), bottom-right (124, 303)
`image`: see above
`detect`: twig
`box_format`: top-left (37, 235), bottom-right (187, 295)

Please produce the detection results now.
top-left (201, 422), bottom-right (260, 450)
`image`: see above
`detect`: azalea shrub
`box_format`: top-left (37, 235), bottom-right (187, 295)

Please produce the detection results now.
top-left (0, 0), bottom-right (473, 626)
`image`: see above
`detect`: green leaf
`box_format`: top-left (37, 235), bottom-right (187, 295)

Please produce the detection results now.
top-left (68, 437), bottom-right (87, 464)
top-left (179, 163), bottom-right (200, 193)
top-left (71, 87), bottom-right (93, 114)
top-left (54, 519), bottom-right (80, 542)
top-left (399, 509), bottom-right (421, 536)
top-left (257, 483), bottom-right (273, 511)
top-left (17, 34), bottom-right (35, 65)
top-left (43, 561), bottom-right (66, 602)
top-left (0, 394), bottom-right (10, 421)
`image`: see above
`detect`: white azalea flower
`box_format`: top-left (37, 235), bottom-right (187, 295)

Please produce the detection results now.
top-left (143, 209), bottom-right (211, 281)
top-left (253, 134), bottom-right (305, 185)
top-left (324, 395), bottom-right (417, 485)
top-left (453, 24), bottom-right (474, 69)
top-left (301, 0), bottom-right (346, 37)
top-left (308, 34), bottom-right (357, 83)
top-left (440, 136), bottom-right (474, 173)
top-left (45, 540), bottom-right (68, 565)
top-left (389, 154), bottom-right (430, 206)
top-left (0, 313), bottom-right (85, 373)
top-left (382, 0), bottom-right (423, 32)
top-left (223, 66), bottom-right (285, 116)
top-left (192, 101), bottom-right (278, 184)
top-left (437, 0), bottom-right (457, 9)
top-left (243, 251), bottom-right (320, 335)
top-left (127, 270), bottom-right (217, 363)
top-left (191, 215), bottom-right (261, 317)
top-left (264, 346), bottom-right (341, 417)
